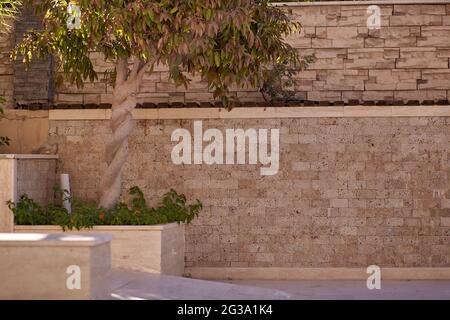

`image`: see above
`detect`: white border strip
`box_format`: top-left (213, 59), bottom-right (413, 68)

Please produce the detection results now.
top-left (48, 106), bottom-right (450, 121)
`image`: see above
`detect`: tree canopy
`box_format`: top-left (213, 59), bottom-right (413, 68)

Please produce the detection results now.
top-left (12, 0), bottom-right (306, 208)
top-left (14, 0), bottom-right (303, 103)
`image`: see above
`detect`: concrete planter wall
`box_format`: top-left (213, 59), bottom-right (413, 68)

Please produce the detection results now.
top-left (15, 223), bottom-right (185, 276)
top-left (0, 154), bottom-right (58, 232)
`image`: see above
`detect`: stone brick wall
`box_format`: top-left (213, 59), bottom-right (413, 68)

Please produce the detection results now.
top-left (293, 1), bottom-right (450, 102)
top-left (50, 116), bottom-right (450, 268)
top-left (0, 22), bottom-right (14, 108)
top-left (5, 1), bottom-right (450, 106)
top-left (0, 6), bottom-right (52, 107)
top-left (13, 6), bottom-right (52, 104)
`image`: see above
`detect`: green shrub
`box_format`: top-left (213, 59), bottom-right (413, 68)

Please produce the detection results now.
top-left (8, 187), bottom-right (202, 231)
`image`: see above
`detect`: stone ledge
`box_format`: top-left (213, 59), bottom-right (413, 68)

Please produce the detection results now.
top-left (185, 267), bottom-right (450, 280)
top-left (0, 233), bottom-right (112, 247)
top-left (1, 110), bottom-right (49, 120)
top-left (0, 154), bottom-right (58, 160)
top-left (48, 105), bottom-right (450, 120)
top-left (15, 222), bottom-right (182, 232)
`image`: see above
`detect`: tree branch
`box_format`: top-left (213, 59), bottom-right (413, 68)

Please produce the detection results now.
top-left (129, 57), bottom-right (141, 80)
top-left (136, 56), bottom-right (158, 81)
top-left (115, 57), bottom-right (128, 85)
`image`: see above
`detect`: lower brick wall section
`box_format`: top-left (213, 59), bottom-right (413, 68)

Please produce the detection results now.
top-left (49, 116), bottom-right (450, 268)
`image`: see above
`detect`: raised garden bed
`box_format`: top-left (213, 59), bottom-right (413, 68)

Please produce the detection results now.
top-left (9, 186), bottom-right (202, 276)
top-left (15, 223), bottom-right (185, 276)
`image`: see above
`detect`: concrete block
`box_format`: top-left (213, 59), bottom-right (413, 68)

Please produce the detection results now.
top-left (15, 223), bottom-right (185, 276)
top-left (0, 233), bottom-right (111, 300)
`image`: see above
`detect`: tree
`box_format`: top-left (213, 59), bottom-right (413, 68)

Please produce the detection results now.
top-left (14, 0), bottom-right (305, 209)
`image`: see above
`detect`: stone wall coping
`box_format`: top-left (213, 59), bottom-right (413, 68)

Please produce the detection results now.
top-left (0, 154), bottom-right (58, 160)
top-left (273, 0), bottom-right (450, 6)
top-left (47, 105), bottom-right (450, 120)
top-left (15, 222), bottom-right (182, 232)
top-left (0, 233), bottom-right (112, 247)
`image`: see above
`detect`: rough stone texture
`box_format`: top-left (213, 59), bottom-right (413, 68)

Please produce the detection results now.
top-left (4, 2), bottom-right (450, 106)
top-left (16, 158), bottom-right (57, 206)
top-left (49, 117), bottom-right (450, 268)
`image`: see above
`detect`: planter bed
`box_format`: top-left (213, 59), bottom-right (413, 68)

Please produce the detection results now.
top-left (15, 223), bottom-right (185, 276)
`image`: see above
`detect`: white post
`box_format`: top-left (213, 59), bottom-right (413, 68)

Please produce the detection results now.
top-left (60, 174), bottom-right (72, 214)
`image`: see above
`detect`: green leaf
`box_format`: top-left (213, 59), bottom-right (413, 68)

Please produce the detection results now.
top-left (214, 52), bottom-right (220, 67)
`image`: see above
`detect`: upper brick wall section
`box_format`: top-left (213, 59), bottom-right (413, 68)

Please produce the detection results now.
top-left (3, 1), bottom-right (450, 106)
top-left (286, 0), bottom-right (450, 102)
top-left (13, 6), bottom-right (52, 105)
top-left (0, 21), bottom-right (14, 108)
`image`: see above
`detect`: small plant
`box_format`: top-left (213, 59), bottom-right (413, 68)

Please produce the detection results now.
top-left (0, 96), bottom-right (11, 147)
top-left (8, 186), bottom-right (202, 231)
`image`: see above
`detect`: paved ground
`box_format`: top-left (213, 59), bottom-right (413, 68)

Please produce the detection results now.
top-left (106, 270), bottom-right (450, 300)
top-left (220, 280), bottom-right (450, 300)
top-left (107, 270), bottom-right (290, 300)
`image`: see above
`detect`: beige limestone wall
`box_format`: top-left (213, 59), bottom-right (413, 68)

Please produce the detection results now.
top-left (0, 110), bottom-right (49, 154)
top-left (48, 114), bottom-right (450, 268)
top-left (50, 0), bottom-right (450, 105)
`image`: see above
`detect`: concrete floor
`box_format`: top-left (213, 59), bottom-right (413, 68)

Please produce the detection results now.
top-left (105, 270), bottom-right (450, 300)
top-left (107, 270), bottom-right (290, 300)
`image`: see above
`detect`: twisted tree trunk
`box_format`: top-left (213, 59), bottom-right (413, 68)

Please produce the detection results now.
top-left (98, 58), bottom-right (150, 209)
